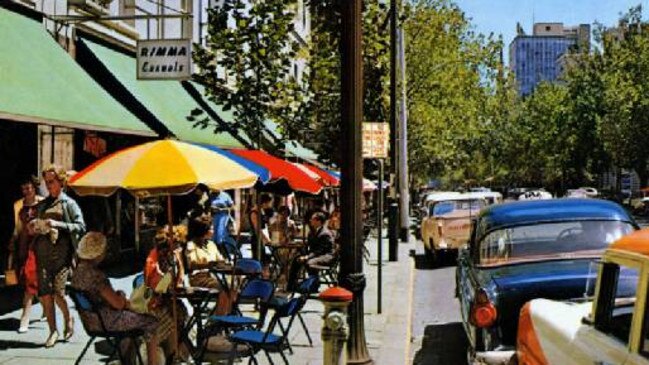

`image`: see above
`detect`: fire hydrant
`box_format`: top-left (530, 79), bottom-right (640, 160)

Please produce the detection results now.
top-left (319, 286), bottom-right (353, 365)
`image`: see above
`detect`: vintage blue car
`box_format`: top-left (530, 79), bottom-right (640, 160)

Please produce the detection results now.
top-left (456, 198), bottom-right (638, 364)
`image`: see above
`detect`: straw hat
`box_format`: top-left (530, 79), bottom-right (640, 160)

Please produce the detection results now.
top-left (77, 232), bottom-right (107, 260)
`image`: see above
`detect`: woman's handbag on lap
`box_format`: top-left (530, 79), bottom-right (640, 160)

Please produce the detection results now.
top-left (129, 284), bottom-right (153, 314)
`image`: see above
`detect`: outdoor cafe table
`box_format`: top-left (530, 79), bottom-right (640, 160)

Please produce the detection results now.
top-left (210, 261), bottom-right (255, 295)
top-left (268, 240), bottom-right (305, 289)
top-left (174, 286), bottom-right (220, 361)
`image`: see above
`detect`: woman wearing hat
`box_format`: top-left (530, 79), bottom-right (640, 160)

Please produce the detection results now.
top-left (71, 232), bottom-right (160, 365)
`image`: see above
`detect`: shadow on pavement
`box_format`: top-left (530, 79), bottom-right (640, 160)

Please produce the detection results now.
top-left (412, 253), bottom-right (457, 270)
top-left (413, 322), bottom-right (468, 365)
top-left (0, 318), bottom-right (21, 332)
top-left (0, 339), bottom-right (42, 350)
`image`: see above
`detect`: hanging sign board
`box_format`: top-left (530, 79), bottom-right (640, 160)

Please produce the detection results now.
top-left (137, 39), bottom-right (192, 80)
top-left (362, 123), bottom-right (389, 159)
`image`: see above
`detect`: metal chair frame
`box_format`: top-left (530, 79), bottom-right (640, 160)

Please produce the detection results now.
top-left (68, 286), bottom-right (145, 365)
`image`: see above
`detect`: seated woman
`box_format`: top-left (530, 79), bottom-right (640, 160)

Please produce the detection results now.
top-left (71, 232), bottom-right (159, 365)
top-left (185, 215), bottom-right (232, 314)
top-left (144, 226), bottom-right (188, 361)
top-left (268, 206), bottom-right (300, 289)
top-left (268, 206), bottom-right (298, 246)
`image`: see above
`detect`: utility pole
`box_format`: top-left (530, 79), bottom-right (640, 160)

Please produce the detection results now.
top-left (398, 26), bottom-right (410, 242)
top-left (388, 0), bottom-right (399, 261)
top-left (339, 0), bottom-right (372, 363)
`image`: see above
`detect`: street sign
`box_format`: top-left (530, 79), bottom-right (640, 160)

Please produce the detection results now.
top-left (137, 39), bottom-right (192, 80)
top-left (362, 123), bottom-right (389, 159)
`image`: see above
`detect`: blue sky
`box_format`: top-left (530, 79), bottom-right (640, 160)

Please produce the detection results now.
top-left (454, 0), bottom-right (646, 60)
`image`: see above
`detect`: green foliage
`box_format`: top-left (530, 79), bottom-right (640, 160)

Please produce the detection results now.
top-left (404, 0), bottom-right (510, 187)
top-left (301, 1), bottom-right (390, 165)
top-left (406, 2), bottom-right (649, 191)
top-left (193, 0), bottom-right (303, 153)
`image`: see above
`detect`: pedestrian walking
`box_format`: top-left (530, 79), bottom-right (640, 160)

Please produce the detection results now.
top-left (248, 193), bottom-right (273, 260)
top-left (8, 175), bottom-right (44, 333)
top-left (210, 189), bottom-right (234, 244)
top-left (31, 165), bottom-right (85, 347)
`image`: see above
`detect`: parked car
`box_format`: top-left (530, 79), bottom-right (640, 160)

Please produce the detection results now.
top-left (456, 199), bottom-right (637, 364)
top-left (518, 189), bottom-right (553, 200)
top-left (421, 193), bottom-right (484, 262)
top-left (467, 191), bottom-right (503, 206)
top-left (517, 229), bottom-right (648, 365)
top-left (417, 191), bottom-right (460, 221)
top-left (414, 191), bottom-right (460, 239)
top-left (579, 186), bottom-right (599, 197)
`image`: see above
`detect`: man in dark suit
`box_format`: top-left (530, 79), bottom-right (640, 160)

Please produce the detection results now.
top-left (287, 212), bottom-right (336, 290)
top-left (301, 212), bottom-right (335, 271)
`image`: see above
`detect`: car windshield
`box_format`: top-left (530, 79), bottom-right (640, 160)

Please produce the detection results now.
top-left (432, 199), bottom-right (484, 216)
top-left (478, 220), bottom-right (635, 267)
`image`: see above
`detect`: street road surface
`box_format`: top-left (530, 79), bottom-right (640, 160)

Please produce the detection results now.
top-left (409, 242), bottom-right (468, 365)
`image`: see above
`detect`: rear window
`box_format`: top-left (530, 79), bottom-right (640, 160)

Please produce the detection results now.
top-left (478, 220), bottom-right (634, 266)
top-left (431, 199), bottom-right (484, 216)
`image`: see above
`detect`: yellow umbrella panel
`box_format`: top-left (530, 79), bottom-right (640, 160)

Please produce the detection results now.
top-left (69, 140), bottom-right (259, 197)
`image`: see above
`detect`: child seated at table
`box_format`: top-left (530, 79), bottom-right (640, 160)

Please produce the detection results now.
top-left (144, 226), bottom-right (189, 361)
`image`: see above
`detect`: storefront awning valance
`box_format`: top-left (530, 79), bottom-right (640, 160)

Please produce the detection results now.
top-left (0, 8), bottom-right (154, 136)
top-left (79, 38), bottom-right (244, 148)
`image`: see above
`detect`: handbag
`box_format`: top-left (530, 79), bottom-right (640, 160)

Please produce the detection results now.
top-left (154, 272), bottom-right (173, 294)
top-left (5, 253), bottom-right (18, 286)
top-left (4, 270), bottom-right (18, 286)
top-left (129, 284), bottom-right (153, 314)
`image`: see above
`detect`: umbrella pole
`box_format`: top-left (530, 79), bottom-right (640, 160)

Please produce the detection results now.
top-left (167, 195), bottom-right (180, 362)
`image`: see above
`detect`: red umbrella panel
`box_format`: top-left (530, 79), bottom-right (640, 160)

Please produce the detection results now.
top-left (303, 163), bottom-right (340, 187)
top-left (228, 149), bottom-right (323, 195)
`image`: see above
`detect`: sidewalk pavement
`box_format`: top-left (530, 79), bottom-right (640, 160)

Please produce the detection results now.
top-left (0, 233), bottom-right (416, 365)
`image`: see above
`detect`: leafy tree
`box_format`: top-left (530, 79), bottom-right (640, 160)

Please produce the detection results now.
top-left (301, 1), bottom-right (390, 166)
top-left (193, 0), bottom-right (303, 153)
top-left (596, 6), bottom-right (649, 187)
top-left (404, 0), bottom-right (511, 187)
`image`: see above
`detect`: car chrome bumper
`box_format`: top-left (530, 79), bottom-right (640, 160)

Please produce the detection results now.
top-left (472, 350), bottom-right (516, 365)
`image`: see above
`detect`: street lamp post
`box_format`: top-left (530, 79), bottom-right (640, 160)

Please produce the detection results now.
top-left (339, 0), bottom-right (372, 364)
top-left (388, 0), bottom-right (400, 262)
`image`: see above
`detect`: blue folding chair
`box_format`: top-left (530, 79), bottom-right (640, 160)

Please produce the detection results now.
top-left (200, 279), bottom-right (274, 362)
top-left (208, 278), bottom-right (275, 330)
top-left (219, 236), bottom-right (243, 262)
top-left (227, 297), bottom-right (305, 365)
top-left (69, 286), bottom-right (145, 365)
top-left (267, 275), bottom-right (320, 349)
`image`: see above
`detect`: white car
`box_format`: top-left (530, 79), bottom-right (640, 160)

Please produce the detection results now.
top-left (579, 187), bottom-right (599, 197)
top-left (518, 190), bottom-right (552, 200)
top-left (517, 229), bottom-right (649, 365)
top-left (420, 193), bottom-right (485, 262)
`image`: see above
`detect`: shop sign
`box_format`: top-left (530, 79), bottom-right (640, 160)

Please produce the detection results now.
top-left (137, 39), bottom-right (191, 80)
top-left (362, 122), bottom-right (389, 159)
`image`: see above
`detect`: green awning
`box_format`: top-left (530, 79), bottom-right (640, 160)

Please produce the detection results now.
top-left (81, 39), bottom-right (244, 148)
top-left (0, 8), bottom-right (153, 136)
top-left (263, 120), bottom-right (319, 161)
top-left (285, 140), bottom-right (319, 161)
